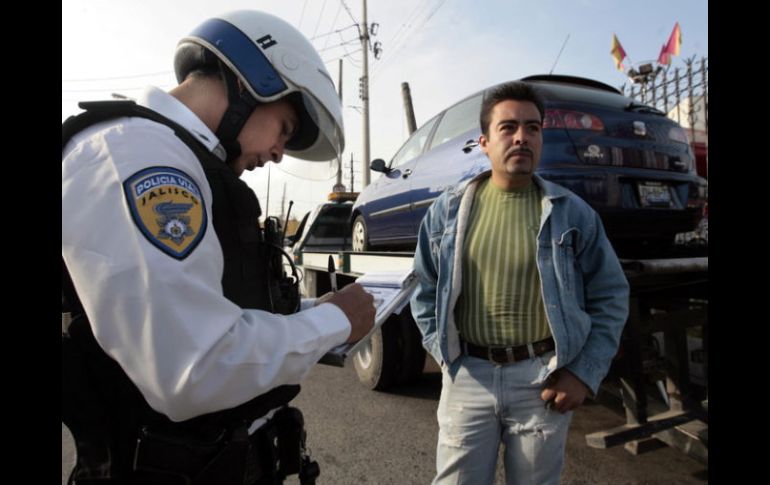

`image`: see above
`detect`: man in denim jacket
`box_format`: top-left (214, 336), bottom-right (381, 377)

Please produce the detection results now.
top-left (411, 82), bottom-right (629, 485)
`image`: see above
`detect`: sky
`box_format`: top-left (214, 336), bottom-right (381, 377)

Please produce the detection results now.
top-left (62, 0), bottom-right (708, 220)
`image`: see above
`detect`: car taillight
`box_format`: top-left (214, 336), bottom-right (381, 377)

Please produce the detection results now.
top-left (543, 109), bottom-right (604, 131)
top-left (668, 125), bottom-right (689, 144)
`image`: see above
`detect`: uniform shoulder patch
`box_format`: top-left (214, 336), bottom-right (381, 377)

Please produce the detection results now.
top-left (123, 166), bottom-right (207, 260)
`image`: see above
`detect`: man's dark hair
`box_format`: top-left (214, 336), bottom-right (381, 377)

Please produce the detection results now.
top-left (479, 82), bottom-right (545, 136)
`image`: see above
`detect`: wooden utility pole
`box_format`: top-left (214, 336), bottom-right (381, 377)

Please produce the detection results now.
top-left (334, 59), bottom-right (346, 192)
top-left (350, 152), bottom-right (355, 192)
top-left (360, 0), bottom-right (371, 187)
top-left (401, 82), bottom-right (417, 135)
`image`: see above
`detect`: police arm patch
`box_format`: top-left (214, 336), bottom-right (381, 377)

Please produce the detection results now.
top-left (123, 166), bottom-right (207, 260)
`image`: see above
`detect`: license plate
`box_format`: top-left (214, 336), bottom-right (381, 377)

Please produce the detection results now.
top-left (637, 182), bottom-right (672, 208)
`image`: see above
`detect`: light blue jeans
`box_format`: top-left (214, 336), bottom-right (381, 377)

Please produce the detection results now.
top-left (434, 352), bottom-right (572, 485)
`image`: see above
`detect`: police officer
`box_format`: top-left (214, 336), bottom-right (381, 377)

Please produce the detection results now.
top-left (62, 10), bottom-right (375, 484)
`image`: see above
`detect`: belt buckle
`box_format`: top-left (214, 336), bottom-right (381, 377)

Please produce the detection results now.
top-left (487, 347), bottom-right (516, 364)
top-left (486, 347), bottom-right (507, 365)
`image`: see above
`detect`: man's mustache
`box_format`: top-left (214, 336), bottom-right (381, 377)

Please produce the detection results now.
top-left (504, 146), bottom-right (534, 158)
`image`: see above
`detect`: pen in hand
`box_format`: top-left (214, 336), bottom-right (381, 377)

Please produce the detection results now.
top-left (328, 255), bottom-right (338, 292)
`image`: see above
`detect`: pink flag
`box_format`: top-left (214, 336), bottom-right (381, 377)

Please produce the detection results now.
top-left (657, 22), bottom-right (682, 65)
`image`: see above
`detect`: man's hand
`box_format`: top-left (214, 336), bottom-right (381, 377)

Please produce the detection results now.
top-left (322, 283), bottom-right (375, 343)
top-left (540, 369), bottom-right (590, 413)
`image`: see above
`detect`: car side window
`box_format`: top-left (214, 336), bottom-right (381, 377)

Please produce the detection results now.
top-left (390, 115), bottom-right (440, 168)
top-left (428, 95), bottom-right (483, 150)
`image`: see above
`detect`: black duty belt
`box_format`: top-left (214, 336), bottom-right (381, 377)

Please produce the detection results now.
top-left (461, 337), bottom-right (555, 365)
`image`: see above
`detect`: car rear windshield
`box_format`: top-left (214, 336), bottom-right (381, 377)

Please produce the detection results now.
top-left (530, 82), bottom-right (633, 110)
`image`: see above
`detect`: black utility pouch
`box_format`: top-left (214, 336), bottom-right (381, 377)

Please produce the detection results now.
top-left (194, 426), bottom-right (250, 485)
top-left (246, 406), bottom-right (306, 481)
top-left (274, 407), bottom-right (305, 476)
top-left (133, 424), bottom-right (246, 484)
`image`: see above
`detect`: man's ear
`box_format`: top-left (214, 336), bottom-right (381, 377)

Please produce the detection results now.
top-left (479, 134), bottom-right (488, 154)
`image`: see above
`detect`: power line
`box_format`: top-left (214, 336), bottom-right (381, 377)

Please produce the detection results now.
top-left (371, 0), bottom-right (447, 83)
top-left (298, 0), bottom-right (308, 29)
top-left (339, 29), bottom-right (364, 65)
top-left (312, 0), bottom-right (329, 38)
top-left (321, 28), bottom-right (364, 66)
top-left (317, 37), bottom-right (360, 54)
top-left (322, 48), bottom-right (363, 66)
top-left (422, 0), bottom-right (448, 25)
top-left (339, 0), bottom-right (358, 24)
top-left (344, 53), bottom-right (363, 68)
top-left (310, 23), bottom-right (358, 40)
top-left (321, 2), bottom-right (343, 51)
top-left (371, 0), bottom-right (434, 80)
top-left (372, 0), bottom-right (443, 80)
top-left (384, 0), bottom-right (433, 51)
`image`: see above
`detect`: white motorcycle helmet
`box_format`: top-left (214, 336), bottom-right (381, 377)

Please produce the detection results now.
top-left (175, 11), bottom-right (344, 162)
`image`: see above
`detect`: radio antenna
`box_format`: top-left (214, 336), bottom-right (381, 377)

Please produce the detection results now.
top-left (549, 33), bottom-right (570, 75)
top-left (282, 200), bottom-right (294, 242)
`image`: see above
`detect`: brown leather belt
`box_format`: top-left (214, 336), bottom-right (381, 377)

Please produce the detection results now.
top-left (461, 337), bottom-right (555, 365)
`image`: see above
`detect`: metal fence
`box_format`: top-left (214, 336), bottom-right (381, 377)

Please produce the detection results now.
top-left (620, 56), bottom-right (709, 245)
top-left (620, 56), bottom-right (708, 153)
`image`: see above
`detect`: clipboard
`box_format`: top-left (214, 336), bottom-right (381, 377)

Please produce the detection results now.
top-left (318, 270), bottom-right (418, 367)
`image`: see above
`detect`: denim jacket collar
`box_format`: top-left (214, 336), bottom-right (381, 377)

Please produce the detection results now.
top-left (447, 171), bottom-right (571, 203)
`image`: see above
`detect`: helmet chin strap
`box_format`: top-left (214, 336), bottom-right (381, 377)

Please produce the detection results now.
top-left (215, 62), bottom-right (259, 163)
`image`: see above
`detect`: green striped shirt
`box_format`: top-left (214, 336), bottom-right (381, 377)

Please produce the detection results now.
top-left (455, 179), bottom-right (551, 346)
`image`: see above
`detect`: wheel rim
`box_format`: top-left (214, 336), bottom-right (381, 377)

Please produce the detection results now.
top-left (355, 338), bottom-right (373, 369)
top-left (352, 220), bottom-right (366, 251)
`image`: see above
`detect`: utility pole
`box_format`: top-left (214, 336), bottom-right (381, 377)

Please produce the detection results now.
top-left (350, 152), bottom-right (355, 192)
top-left (401, 82), bottom-right (417, 135)
top-left (334, 59), bottom-right (346, 192)
top-left (360, 0), bottom-right (371, 187)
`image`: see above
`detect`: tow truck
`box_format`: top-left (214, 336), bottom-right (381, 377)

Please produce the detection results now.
top-left (289, 200), bottom-right (708, 464)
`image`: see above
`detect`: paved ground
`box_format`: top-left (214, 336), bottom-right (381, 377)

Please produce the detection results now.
top-left (63, 361), bottom-right (707, 484)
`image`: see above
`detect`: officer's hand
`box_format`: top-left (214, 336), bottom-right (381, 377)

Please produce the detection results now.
top-left (540, 368), bottom-right (590, 414)
top-left (325, 284), bottom-right (375, 343)
top-left (314, 291), bottom-right (335, 306)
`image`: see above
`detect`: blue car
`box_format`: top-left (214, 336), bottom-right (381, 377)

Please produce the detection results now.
top-left (351, 75), bottom-right (707, 257)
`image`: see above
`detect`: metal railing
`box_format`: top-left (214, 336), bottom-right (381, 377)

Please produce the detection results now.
top-left (620, 56), bottom-right (708, 151)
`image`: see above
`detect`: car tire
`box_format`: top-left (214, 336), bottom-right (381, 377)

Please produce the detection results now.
top-left (352, 215), bottom-right (369, 252)
top-left (353, 314), bottom-right (399, 390)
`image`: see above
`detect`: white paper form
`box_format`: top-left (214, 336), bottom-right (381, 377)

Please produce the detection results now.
top-left (318, 270), bottom-right (417, 367)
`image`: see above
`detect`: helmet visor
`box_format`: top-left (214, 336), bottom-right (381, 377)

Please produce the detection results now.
top-left (284, 91), bottom-right (343, 161)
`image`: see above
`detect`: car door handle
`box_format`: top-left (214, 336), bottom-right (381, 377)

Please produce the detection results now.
top-left (462, 139), bottom-right (479, 153)
top-left (402, 168), bottom-right (413, 178)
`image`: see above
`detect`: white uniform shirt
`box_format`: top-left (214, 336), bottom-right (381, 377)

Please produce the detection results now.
top-left (62, 87), bottom-right (350, 422)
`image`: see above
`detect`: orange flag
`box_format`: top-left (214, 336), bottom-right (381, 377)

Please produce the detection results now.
top-left (611, 34), bottom-right (627, 71)
top-left (657, 22), bottom-right (682, 65)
